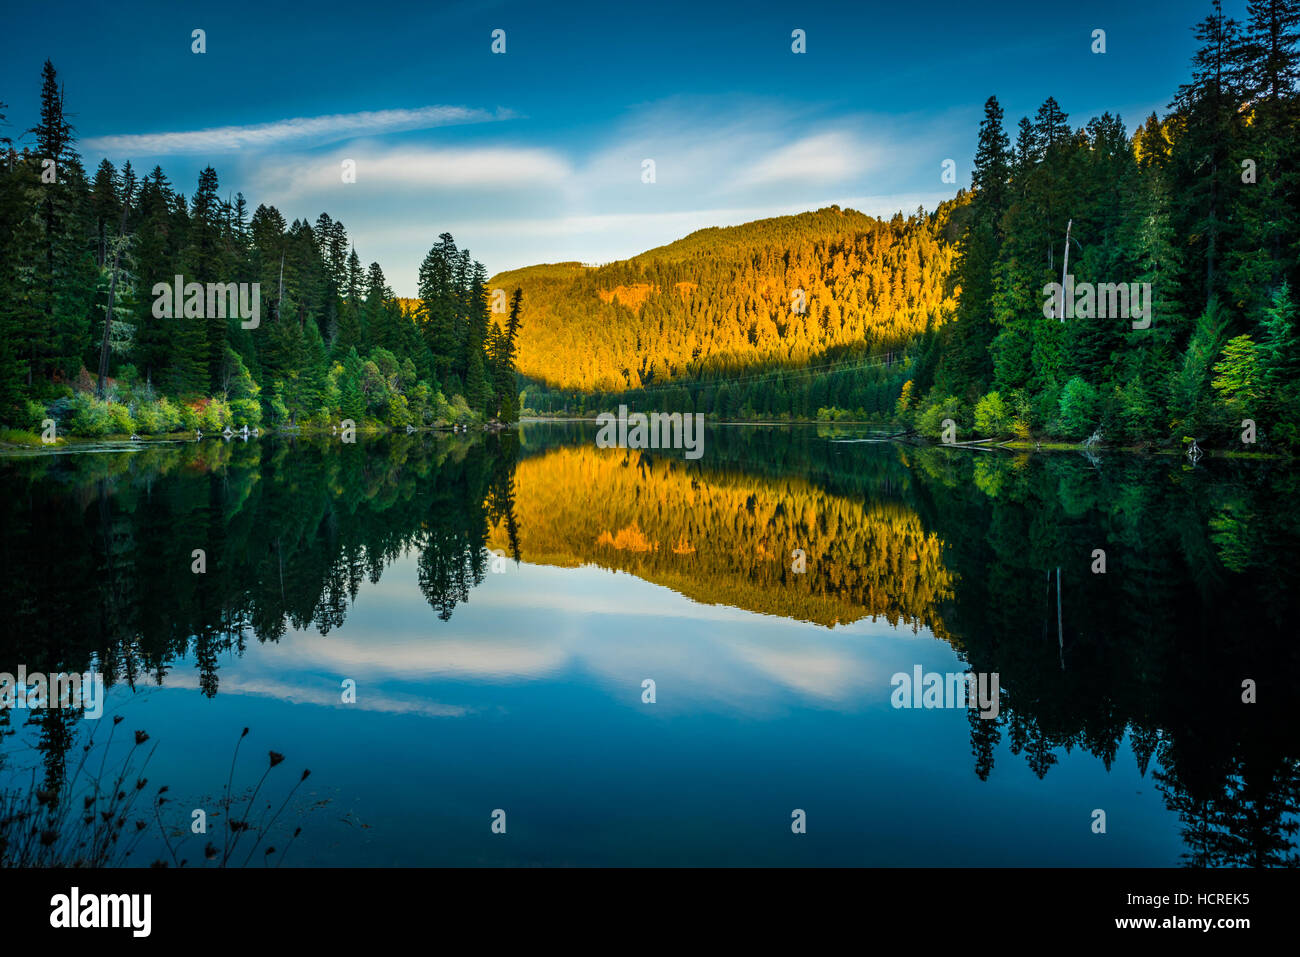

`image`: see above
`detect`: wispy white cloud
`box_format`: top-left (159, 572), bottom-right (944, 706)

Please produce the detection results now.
top-left (730, 131), bottom-right (882, 189)
top-left (254, 144), bottom-right (572, 198)
top-left (84, 105), bottom-right (513, 155)
top-left (178, 96), bottom-right (962, 293)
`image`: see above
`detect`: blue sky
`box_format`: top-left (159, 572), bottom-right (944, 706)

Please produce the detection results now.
top-left (3, 0), bottom-right (1216, 295)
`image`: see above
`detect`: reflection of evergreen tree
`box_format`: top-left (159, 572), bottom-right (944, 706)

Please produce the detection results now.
top-left (417, 527), bottom-right (475, 622)
top-left (486, 432), bottom-right (522, 564)
top-left (916, 446), bottom-right (1299, 863)
top-left (2, 426), bottom-right (1298, 863)
top-left (967, 706), bottom-right (999, 782)
top-left (0, 432), bottom-right (519, 790)
top-left (1158, 753), bottom-right (1300, 868)
top-left (416, 440), bottom-right (496, 620)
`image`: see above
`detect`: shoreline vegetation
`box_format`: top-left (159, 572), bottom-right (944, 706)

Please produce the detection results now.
top-left (500, 1), bottom-right (1300, 461)
top-left (4, 415), bottom-right (1281, 461)
top-left (4, 2), bottom-right (1299, 461)
top-left (0, 418), bottom-right (498, 452)
top-left (0, 63), bottom-right (524, 446)
top-left (517, 414), bottom-right (1285, 458)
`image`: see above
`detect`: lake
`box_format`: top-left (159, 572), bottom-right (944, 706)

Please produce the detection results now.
top-left (1, 422), bottom-right (1296, 866)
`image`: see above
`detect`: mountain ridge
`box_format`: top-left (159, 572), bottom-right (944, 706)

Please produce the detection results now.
top-left (489, 202), bottom-right (962, 393)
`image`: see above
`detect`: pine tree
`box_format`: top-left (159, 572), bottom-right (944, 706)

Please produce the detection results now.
top-left (1258, 282), bottom-right (1299, 402)
top-left (0, 99), bottom-right (33, 416)
top-left (939, 96), bottom-right (1010, 399)
top-left (1227, 0), bottom-right (1300, 319)
top-left (27, 59), bottom-right (93, 385)
top-left (465, 344), bottom-right (491, 412)
top-left (488, 288), bottom-right (523, 421)
top-left (1171, 1), bottom-right (1247, 311)
top-left (418, 234), bottom-right (460, 382)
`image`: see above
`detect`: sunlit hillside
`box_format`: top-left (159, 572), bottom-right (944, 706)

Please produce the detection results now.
top-left (487, 443), bottom-right (955, 633)
top-left (489, 203), bottom-right (962, 393)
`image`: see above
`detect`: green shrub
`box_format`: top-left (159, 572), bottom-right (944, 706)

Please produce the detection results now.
top-left (974, 391), bottom-right (1013, 437)
top-left (265, 390), bottom-right (290, 427)
top-left (408, 382), bottom-right (432, 424)
top-left (816, 406), bottom-right (853, 421)
top-left (156, 397), bottom-right (182, 432)
top-left (432, 391), bottom-right (455, 425)
top-left (1057, 377), bottom-right (1100, 438)
top-left (298, 406), bottom-right (332, 431)
top-left (230, 398), bottom-right (262, 428)
top-left (448, 393), bottom-right (474, 425)
top-left (24, 399), bottom-right (48, 431)
top-left (201, 401), bottom-right (228, 432)
top-left (916, 395), bottom-right (965, 441)
top-left (384, 395), bottom-right (412, 428)
top-left (107, 402), bottom-right (135, 435)
top-left (1111, 379), bottom-right (1160, 443)
top-left (67, 394), bottom-right (112, 437)
top-left (0, 428), bottom-right (45, 445)
top-left (134, 402), bottom-right (163, 434)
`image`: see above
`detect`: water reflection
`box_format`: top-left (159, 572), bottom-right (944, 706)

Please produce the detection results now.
top-left (1, 424), bottom-right (1297, 865)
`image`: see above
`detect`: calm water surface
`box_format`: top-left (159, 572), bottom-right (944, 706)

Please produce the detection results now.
top-left (1, 422), bottom-right (1296, 865)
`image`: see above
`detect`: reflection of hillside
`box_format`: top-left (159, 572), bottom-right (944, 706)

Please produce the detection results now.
top-left (488, 445), bottom-right (954, 633)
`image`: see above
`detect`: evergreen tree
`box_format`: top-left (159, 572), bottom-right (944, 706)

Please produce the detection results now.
top-left (27, 59), bottom-right (93, 385)
top-left (939, 96), bottom-right (1010, 399)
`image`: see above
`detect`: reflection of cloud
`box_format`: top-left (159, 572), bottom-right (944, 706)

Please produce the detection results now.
top-left (217, 559), bottom-right (941, 716)
top-left (160, 672), bottom-right (468, 717)
top-left (719, 641), bottom-right (872, 700)
top-left (84, 105), bottom-right (511, 154)
top-left (255, 631), bottom-right (570, 681)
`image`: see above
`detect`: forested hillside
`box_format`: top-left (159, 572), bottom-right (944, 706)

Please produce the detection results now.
top-left (5, 0), bottom-right (1297, 450)
top-left (488, 443), bottom-right (954, 633)
top-left (497, 0), bottom-right (1300, 450)
top-left (907, 0), bottom-right (1300, 451)
top-left (0, 62), bottom-right (522, 440)
top-left (492, 204), bottom-right (959, 418)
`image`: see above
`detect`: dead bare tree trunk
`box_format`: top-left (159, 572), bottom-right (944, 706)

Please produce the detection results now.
top-left (1057, 219), bottom-right (1073, 322)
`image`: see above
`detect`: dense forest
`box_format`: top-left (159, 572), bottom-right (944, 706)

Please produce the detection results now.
top-left (905, 0), bottom-right (1300, 451)
top-left (0, 62), bottom-right (523, 440)
top-left (501, 0), bottom-right (1300, 452)
top-left (493, 205), bottom-right (957, 419)
top-left (4, 0), bottom-right (1297, 451)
